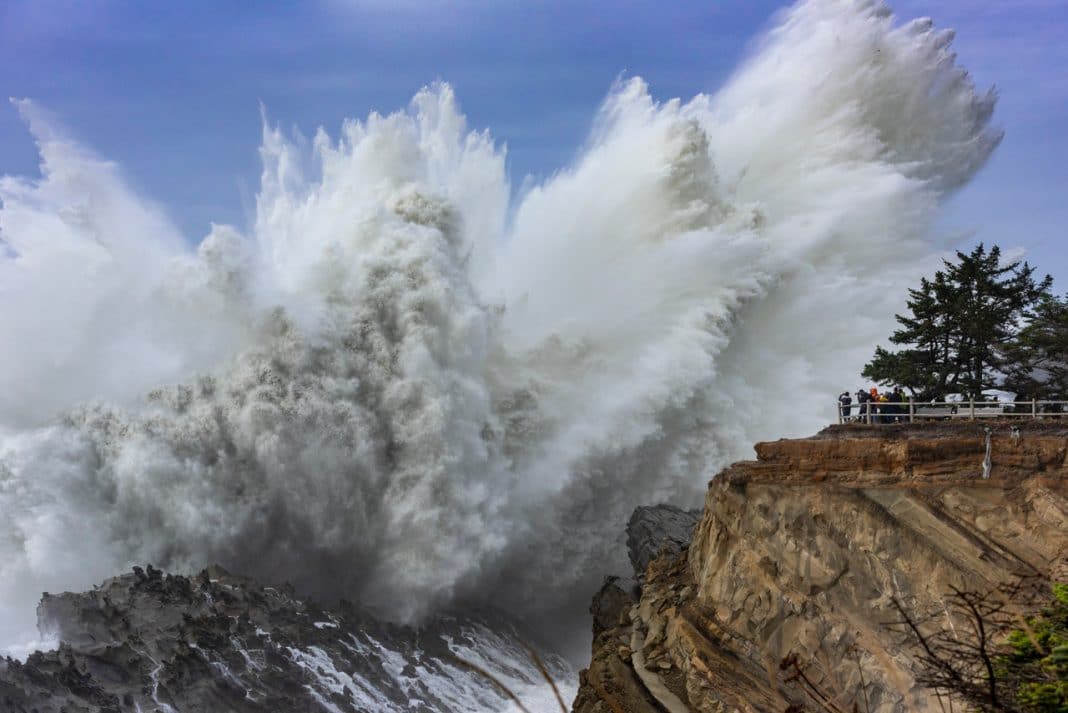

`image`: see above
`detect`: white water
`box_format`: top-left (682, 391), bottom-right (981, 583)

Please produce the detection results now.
top-left (0, 0), bottom-right (1000, 656)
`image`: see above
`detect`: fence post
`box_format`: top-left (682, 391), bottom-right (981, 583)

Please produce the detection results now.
top-left (909, 397), bottom-right (914, 423)
top-left (1032, 398), bottom-right (1037, 419)
top-left (969, 398), bottom-right (975, 420)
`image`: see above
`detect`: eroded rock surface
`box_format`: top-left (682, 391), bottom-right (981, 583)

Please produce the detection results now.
top-left (573, 422), bottom-right (1068, 713)
top-left (627, 506), bottom-right (701, 576)
top-left (0, 565), bottom-right (573, 713)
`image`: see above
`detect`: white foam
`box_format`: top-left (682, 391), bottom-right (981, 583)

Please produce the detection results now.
top-left (0, 633), bottom-right (59, 662)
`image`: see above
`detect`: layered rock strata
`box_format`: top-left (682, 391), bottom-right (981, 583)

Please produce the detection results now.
top-left (573, 422), bottom-right (1068, 713)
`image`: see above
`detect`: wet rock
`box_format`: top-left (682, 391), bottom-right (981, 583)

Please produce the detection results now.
top-left (2, 566), bottom-right (573, 713)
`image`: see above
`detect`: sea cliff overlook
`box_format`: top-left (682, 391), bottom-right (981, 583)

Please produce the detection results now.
top-left (573, 422), bottom-right (1068, 713)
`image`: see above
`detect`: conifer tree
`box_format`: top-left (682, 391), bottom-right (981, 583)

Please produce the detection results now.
top-left (1002, 293), bottom-right (1068, 402)
top-left (863, 244), bottom-right (1051, 400)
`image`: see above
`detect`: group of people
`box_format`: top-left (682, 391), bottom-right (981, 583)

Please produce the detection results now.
top-left (838, 387), bottom-right (908, 423)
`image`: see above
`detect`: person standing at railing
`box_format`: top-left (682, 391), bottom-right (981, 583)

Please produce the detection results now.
top-left (839, 391), bottom-right (852, 422)
top-left (856, 388), bottom-right (871, 421)
top-left (868, 387), bottom-right (879, 423)
top-left (890, 386), bottom-right (906, 423)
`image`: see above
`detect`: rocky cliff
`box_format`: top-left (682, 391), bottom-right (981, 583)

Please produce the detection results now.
top-left (573, 422), bottom-right (1068, 713)
top-left (0, 565), bottom-right (574, 712)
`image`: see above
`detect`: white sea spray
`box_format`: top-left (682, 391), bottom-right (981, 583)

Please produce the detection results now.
top-left (0, 0), bottom-right (1000, 653)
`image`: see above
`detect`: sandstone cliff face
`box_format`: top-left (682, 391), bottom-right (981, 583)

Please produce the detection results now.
top-left (573, 423), bottom-right (1068, 713)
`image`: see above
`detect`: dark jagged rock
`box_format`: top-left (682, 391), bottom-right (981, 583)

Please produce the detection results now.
top-left (625, 505), bottom-right (700, 576)
top-left (1, 566), bottom-right (572, 712)
top-left (589, 577), bottom-right (636, 638)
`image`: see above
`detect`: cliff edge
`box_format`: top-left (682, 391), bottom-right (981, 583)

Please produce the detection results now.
top-left (573, 422), bottom-right (1068, 713)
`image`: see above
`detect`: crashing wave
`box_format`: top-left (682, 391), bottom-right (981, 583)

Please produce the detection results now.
top-left (0, 0), bottom-right (1000, 649)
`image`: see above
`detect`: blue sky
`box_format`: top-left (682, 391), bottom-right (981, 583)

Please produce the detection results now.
top-left (2, 0), bottom-right (1067, 284)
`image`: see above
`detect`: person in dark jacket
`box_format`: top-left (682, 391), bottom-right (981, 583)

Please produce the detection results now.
top-left (891, 387), bottom-right (906, 422)
top-left (856, 389), bottom-right (871, 420)
top-left (839, 391), bottom-right (852, 422)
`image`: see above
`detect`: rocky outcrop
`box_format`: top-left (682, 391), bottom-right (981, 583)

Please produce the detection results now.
top-left (0, 565), bottom-right (573, 713)
top-left (573, 422), bottom-right (1068, 713)
top-left (627, 506), bottom-right (702, 575)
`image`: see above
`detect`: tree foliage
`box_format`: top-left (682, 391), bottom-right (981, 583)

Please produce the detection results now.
top-left (864, 244), bottom-right (1052, 400)
top-left (998, 583), bottom-right (1068, 713)
top-left (890, 577), bottom-right (1068, 713)
top-left (1001, 294), bottom-right (1068, 401)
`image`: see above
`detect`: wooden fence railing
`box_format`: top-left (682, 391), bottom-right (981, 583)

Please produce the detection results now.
top-left (836, 399), bottom-right (1068, 425)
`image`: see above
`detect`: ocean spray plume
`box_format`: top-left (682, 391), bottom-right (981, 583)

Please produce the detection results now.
top-left (0, 0), bottom-right (1000, 652)
top-left (0, 100), bottom-right (247, 427)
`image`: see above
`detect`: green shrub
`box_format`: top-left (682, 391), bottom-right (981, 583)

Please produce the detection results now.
top-left (996, 583), bottom-right (1068, 713)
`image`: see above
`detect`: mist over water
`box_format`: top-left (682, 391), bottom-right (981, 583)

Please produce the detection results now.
top-left (0, 0), bottom-right (1000, 652)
